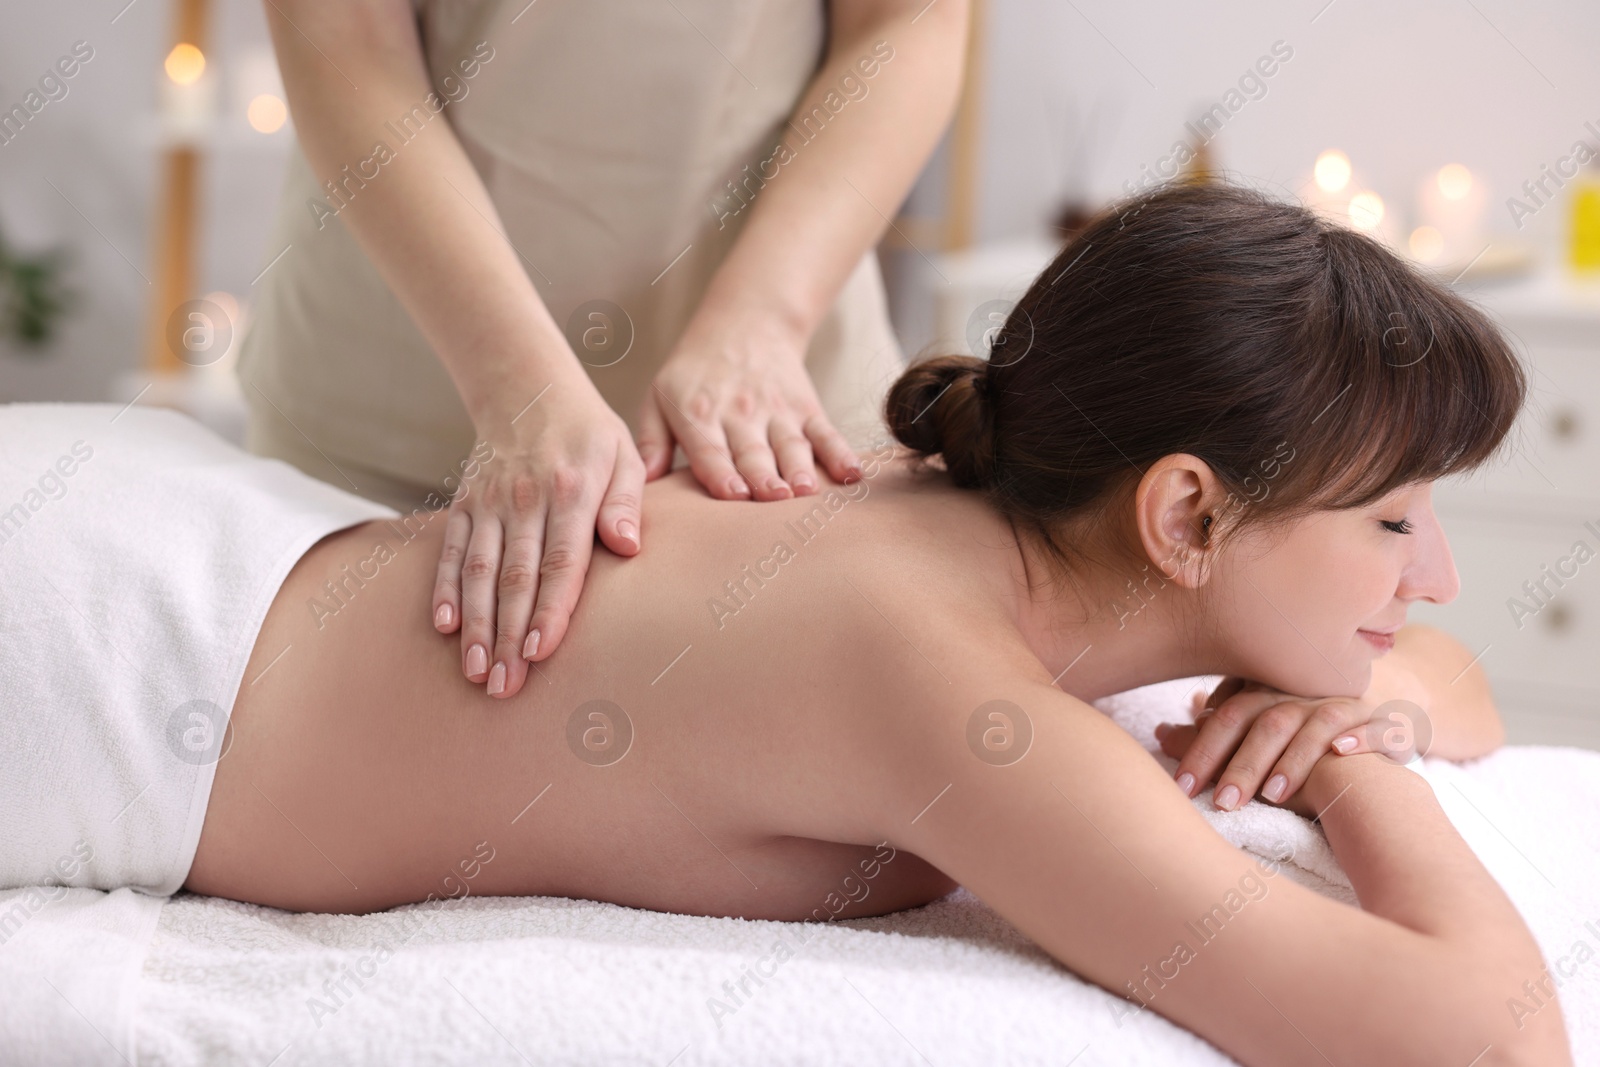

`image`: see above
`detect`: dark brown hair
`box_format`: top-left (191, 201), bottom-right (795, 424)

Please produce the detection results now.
top-left (886, 181), bottom-right (1526, 574)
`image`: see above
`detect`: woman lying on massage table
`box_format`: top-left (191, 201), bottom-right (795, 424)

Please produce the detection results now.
top-left (186, 182), bottom-right (1570, 1065)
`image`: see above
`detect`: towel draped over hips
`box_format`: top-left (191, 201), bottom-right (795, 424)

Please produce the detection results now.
top-left (0, 404), bottom-right (397, 895)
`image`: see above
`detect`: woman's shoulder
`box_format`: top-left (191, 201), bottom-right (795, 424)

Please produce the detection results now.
top-left (630, 450), bottom-right (1047, 698)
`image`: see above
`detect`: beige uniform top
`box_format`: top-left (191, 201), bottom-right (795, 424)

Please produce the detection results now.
top-left (237, 0), bottom-right (905, 507)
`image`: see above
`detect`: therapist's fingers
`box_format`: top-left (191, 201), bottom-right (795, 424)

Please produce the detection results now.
top-left (725, 418), bottom-right (790, 501)
top-left (802, 413), bottom-right (864, 485)
top-left (666, 403), bottom-right (750, 501)
top-left (768, 416), bottom-right (817, 495)
top-left (524, 478), bottom-right (604, 663)
top-left (635, 396), bottom-right (675, 482)
top-left (458, 512), bottom-right (505, 683)
top-left (595, 440), bottom-right (645, 559)
top-left (432, 506), bottom-right (473, 634)
top-left (485, 512), bottom-right (547, 699)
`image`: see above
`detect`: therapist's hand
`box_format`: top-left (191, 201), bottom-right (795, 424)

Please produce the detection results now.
top-left (432, 385), bottom-right (645, 699)
top-left (635, 316), bottom-right (863, 500)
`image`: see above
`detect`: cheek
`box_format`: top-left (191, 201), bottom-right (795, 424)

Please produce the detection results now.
top-left (1212, 520), bottom-right (1383, 695)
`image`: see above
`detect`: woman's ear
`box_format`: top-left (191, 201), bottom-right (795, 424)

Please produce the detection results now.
top-left (1134, 454), bottom-right (1222, 589)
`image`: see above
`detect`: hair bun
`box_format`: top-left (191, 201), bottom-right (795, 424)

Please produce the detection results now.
top-left (884, 354), bottom-right (997, 488)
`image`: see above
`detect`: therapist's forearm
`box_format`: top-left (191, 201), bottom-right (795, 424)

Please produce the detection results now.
top-left (693, 0), bottom-right (970, 344)
top-left (262, 0), bottom-right (585, 426)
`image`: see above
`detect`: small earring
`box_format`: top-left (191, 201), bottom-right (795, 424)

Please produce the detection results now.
top-left (1200, 515), bottom-right (1213, 539)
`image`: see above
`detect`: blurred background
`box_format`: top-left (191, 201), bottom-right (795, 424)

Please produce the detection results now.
top-left (3, 0), bottom-right (1599, 746)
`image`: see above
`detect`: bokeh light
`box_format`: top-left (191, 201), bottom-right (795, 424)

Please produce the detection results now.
top-left (1315, 149), bottom-right (1352, 193)
top-left (1347, 191), bottom-right (1385, 231)
top-left (1437, 163), bottom-right (1473, 201)
top-left (202, 290), bottom-right (240, 326)
top-left (1408, 225), bottom-right (1444, 262)
top-left (164, 43), bottom-right (206, 85)
top-left (247, 94), bottom-right (287, 133)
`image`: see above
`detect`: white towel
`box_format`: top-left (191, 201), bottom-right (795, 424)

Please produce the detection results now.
top-left (0, 402), bottom-right (397, 1066)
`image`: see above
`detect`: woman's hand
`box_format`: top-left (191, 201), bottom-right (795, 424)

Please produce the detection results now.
top-left (432, 385), bottom-right (645, 699)
top-left (1155, 662), bottom-right (1434, 812)
top-left (634, 315), bottom-right (862, 501)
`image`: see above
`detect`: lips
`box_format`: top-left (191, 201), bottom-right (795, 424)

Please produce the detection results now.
top-left (1358, 629), bottom-right (1396, 652)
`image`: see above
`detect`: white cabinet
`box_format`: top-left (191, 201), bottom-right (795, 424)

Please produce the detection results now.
top-left (1412, 273), bottom-right (1600, 750)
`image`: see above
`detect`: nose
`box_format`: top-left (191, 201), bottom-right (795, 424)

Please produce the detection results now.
top-left (1400, 513), bottom-right (1460, 606)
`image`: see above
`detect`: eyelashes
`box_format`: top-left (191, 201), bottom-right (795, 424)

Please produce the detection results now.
top-left (1380, 518), bottom-right (1414, 535)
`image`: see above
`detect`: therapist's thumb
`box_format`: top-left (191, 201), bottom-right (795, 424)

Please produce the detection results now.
top-left (635, 398), bottom-right (674, 481)
top-left (597, 442), bottom-right (645, 557)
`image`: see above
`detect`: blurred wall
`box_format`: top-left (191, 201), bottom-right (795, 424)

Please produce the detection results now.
top-left (979, 0), bottom-right (1595, 244)
top-left (2, 0), bottom-right (1597, 399)
top-left (893, 0), bottom-right (1600, 356)
top-left (0, 0), bottom-right (289, 403)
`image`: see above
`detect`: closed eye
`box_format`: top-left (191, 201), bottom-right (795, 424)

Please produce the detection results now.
top-left (1380, 518), bottom-right (1414, 534)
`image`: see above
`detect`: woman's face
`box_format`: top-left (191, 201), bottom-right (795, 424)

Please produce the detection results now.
top-left (1205, 481), bottom-right (1460, 698)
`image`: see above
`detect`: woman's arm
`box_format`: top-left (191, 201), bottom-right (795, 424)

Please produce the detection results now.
top-left (1387, 622), bottom-right (1505, 758)
top-left (1156, 621), bottom-right (1508, 812)
top-left (262, 0), bottom-right (646, 698)
top-left (637, 0), bottom-right (970, 497)
top-left (881, 681), bottom-right (1568, 1067)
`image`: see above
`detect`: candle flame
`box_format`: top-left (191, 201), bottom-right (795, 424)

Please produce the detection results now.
top-left (1315, 150), bottom-right (1352, 193)
top-left (248, 94), bottom-right (287, 134)
top-left (1409, 226), bottom-right (1444, 263)
top-left (165, 43), bottom-right (206, 85)
top-left (1437, 163), bottom-right (1473, 201)
top-left (1348, 191), bottom-right (1385, 231)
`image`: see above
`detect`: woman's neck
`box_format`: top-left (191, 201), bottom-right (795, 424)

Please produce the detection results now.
top-left (997, 519), bottom-right (1223, 703)
top-left (875, 452), bottom-right (1223, 701)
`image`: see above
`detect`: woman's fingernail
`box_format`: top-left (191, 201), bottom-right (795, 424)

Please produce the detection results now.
top-left (1332, 735), bottom-right (1359, 754)
top-left (1176, 771), bottom-right (1195, 796)
top-left (1264, 774), bottom-right (1288, 802)
top-left (523, 629), bottom-right (540, 659)
top-left (729, 478), bottom-right (751, 498)
top-left (435, 603), bottom-right (453, 630)
top-left (792, 473), bottom-right (815, 492)
top-left (1215, 783), bottom-right (1241, 811)
top-left (844, 465), bottom-right (864, 483)
top-left (487, 661), bottom-right (506, 696)
top-left (466, 643), bottom-right (488, 678)
top-left (617, 519), bottom-right (638, 547)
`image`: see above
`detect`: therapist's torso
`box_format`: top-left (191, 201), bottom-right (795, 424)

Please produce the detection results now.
top-left (238, 0), bottom-right (904, 490)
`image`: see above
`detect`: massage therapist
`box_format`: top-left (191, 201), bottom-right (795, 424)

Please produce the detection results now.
top-left (238, 0), bottom-right (969, 699)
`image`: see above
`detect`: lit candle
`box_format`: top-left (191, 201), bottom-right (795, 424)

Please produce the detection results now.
top-left (1300, 149), bottom-right (1352, 219)
top-left (1415, 163), bottom-right (1486, 265)
top-left (1299, 150), bottom-right (1397, 247)
top-left (159, 42), bottom-right (216, 142)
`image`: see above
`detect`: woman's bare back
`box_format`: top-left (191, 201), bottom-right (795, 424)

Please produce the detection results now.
top-left (184, 448), bottom-right (1573, 1065)
top-left (187, 451), bottom-right (1004, 916)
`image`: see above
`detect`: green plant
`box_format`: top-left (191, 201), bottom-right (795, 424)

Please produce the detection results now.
top-left (0, 227), bottom-right (74, 350)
